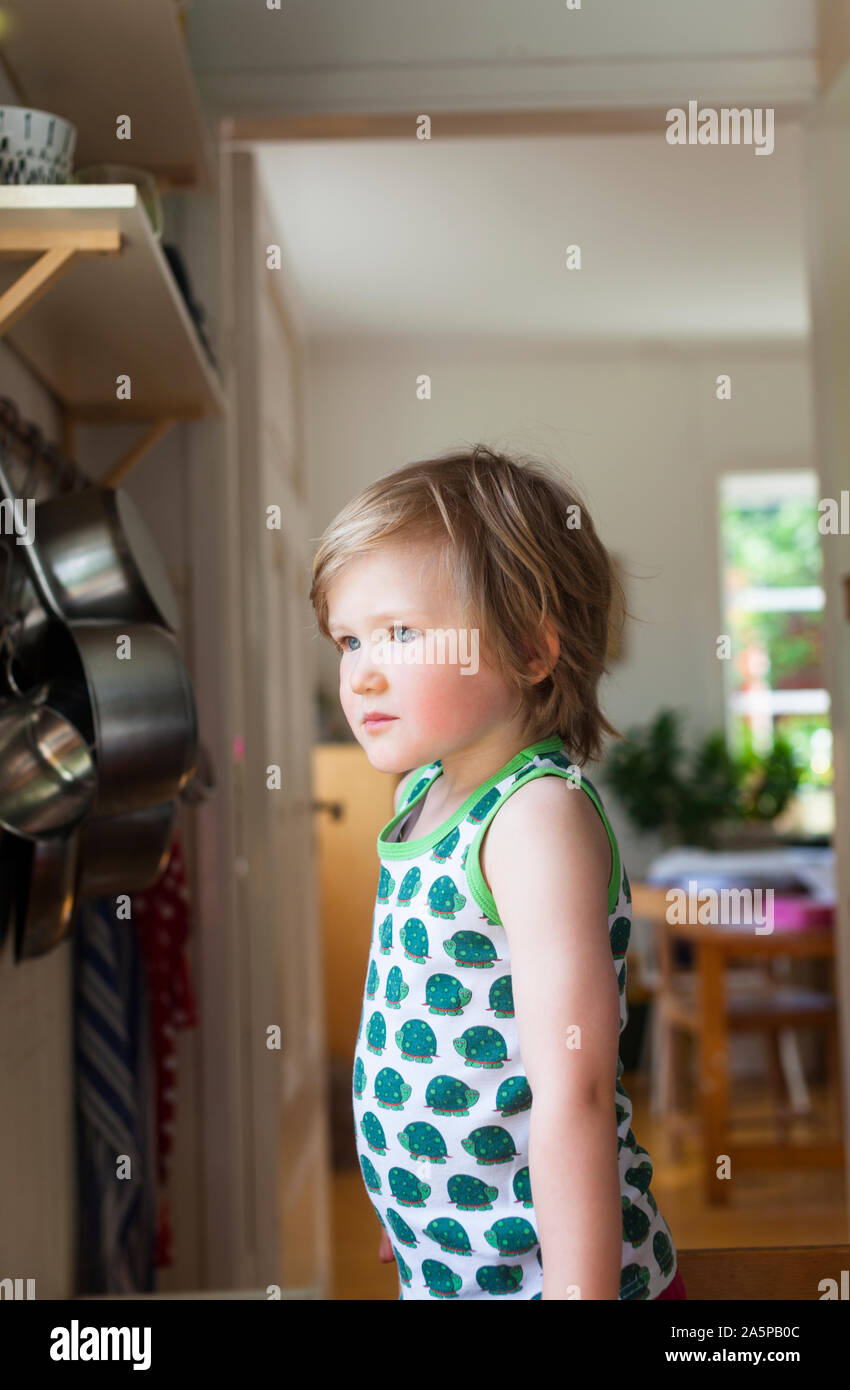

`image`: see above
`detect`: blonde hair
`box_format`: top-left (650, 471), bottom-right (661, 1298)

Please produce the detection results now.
top-left (309, 444), bottom-right (627, 765)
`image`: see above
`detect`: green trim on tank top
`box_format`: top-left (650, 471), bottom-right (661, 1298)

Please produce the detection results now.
top-left (377, 735), bottom-right (564, 859)
top-left (465, 767), bottom-right (621, 919)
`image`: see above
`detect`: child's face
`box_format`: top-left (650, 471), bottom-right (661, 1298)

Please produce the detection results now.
top-left (325, 540), bottom-right (521, 773)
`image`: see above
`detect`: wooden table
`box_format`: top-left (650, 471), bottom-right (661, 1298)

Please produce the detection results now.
top-left (631, 883), bottom-right (843, 1205)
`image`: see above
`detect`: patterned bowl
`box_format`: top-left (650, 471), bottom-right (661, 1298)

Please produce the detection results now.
top-left (0, 106), bottom-right (77, 184)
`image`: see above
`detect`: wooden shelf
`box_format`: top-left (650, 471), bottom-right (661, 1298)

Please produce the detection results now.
top-left (0, 0), bottom-right (215, 190)
top-left (0, 185), bottom-right (225, 423)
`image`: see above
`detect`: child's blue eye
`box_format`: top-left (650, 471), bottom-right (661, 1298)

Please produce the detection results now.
top-left (336, 625), bottom-right (418, 653)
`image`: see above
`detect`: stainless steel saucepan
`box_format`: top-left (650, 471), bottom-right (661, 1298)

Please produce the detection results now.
top-left (0, 401), bottom-right (180, 678)
top-left (13, 831), bottom-right (81, 960)
top-left (39, 618), bottom-right (197, 817)
top-left (0, 695), bottom-right (96, 838)
top-left (77, 799), bottom-right (177, 897)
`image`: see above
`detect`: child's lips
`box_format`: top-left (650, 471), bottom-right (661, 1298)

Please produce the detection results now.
top-left (363, 714), bottom-right (397, 730)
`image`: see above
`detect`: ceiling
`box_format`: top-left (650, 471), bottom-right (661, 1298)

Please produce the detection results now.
top-left (189, 1), bottom-right (816, 346)
top-left (255, 122), bottom-right (809, 346)
top-left (188, 0), bottom-right (817, 117)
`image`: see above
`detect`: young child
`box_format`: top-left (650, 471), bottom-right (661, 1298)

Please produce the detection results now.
top-left (310, 444), bottom-right (686, 1301)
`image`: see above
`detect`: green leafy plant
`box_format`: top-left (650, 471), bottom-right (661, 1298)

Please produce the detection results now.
top-left (602, 708), bottom-right (802, 848)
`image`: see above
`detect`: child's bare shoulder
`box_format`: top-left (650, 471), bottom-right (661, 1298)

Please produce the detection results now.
top-left (482, 770), bottom-right (612, 886)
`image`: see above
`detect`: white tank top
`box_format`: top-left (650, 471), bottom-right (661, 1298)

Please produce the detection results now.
top-left (351, 735), bottom-right (680, 1300)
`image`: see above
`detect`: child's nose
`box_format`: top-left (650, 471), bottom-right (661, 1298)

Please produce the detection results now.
top-left (348, 646), bottom-right (389, 691)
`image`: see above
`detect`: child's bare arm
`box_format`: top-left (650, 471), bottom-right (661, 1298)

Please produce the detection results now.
top-left (483, 776), bottom-right (623, 1299)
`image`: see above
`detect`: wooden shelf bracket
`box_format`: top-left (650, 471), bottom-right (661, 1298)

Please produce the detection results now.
top-left (0, 228), bottom-right (122, 336)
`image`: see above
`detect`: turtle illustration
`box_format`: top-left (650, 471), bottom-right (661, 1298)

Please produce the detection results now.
top-left (398, 1121), bottom-right (448, 1164)
top-left (511, 765), bottom-right (535, 783)
top-left (616, 1101), bottom-right (627, 1130)
top-left (403, 776), bottom-right (431, 806)
top-left (495, 1075), bottom-right (532, 1116)
top-left (620, 1263), bottom-right (651, 1300)
top-left (365, 959), bottom-right (380, 998)
top-left (467, 787), bottom-right (500, 823)
top-left (358, 1153), bottom-right (381, 1192)
top-left (610, 916), bottom-right (630, 962)
top-left (376, 867), bottom-right (396, 904)
top-left (388, 1166), bottom-right (431, 1206)
top-left (399, 918), bottom-right (429, 962)
top-left (453, 1026), bottom-right (508, 1069)
top-left (646, 1190), bottom-right (658, 1216)
top-left (426, 875), bottom-right (466, 919)
top-left (475, 1264), bottom-right (523, 1295)
top-left (384, 964), bottom-right (409, 1008)
top-left (487, 975), bottom-right (514, 1017)
top-left (625, 1159), bottom-right (653, 1195)
top-left (397, 867), bottom-right (422, 905)
top-left (365, 1011), bottom-right (386, 1055)
top-left (622, 866), bottom-right (631, 904)
top-left (447, 1173), bottom-right (499, 1211)
top-left (484, 1217), bottom-right (538, 1256)
top-left (461, 844), bottom-right (469, 871)
top-left (374, 1067), bottom-right (412, 1110)
top-left (424, 1217), bottom-right (473, 1255)
top-left (359, 1111), bottom-right (387, 1154)
top-left (512, 1167), bottom-right (533, 1208)
top-left (422, 1259), bottom-right (462, 1298)
top-left (462, 1125), bottom-right (518, 1166)
top-left (386, 1207), bottom-right (418, 1247)
top-left (377, 914), bottom-right (393, 953)
top-left (443, 931), bottom-right (499, 968)
top-left (617, 961), bottom-right (626, 992)
top-left (393, 1246), bottom-right (413, 1286)
top-left (425, 1075), bottom-right (479, 1117)
top-left (424, 973), bottom-right (472, 1015)
top-left (352, 1055), bottom-right (366, 1098)
top-left (654, 1231), bottom-right (675, 1277)
top-left (395, 1019), bottom-right (437, 1063)
top-left (622, 1195), bottom-right (651, 1248)
top-left (430, 826), bottom-right (460, 862)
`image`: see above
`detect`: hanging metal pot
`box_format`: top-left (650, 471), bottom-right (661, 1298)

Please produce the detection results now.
top-left (77, 799), bottom-right (177, 897)
top-left (38, 618), bottom-right (197, 817)
top-left (0, 400), bottom-right (180, 680)
top-left (5, 486), bottom-right (182, 679)
top-left (13, 830), bottom-right (80, 960)
top-left (0, 695), bottom-right (96, 838)
top-left (0, 829), bottom-right (25, 952)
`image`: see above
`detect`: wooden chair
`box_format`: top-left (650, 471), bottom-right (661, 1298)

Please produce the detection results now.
top-left (677, 1244), bottom-right (850, 1299)
top-left (647, 920), bottom-right (842, 1159)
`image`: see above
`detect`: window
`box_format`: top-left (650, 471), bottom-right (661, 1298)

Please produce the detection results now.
top-left (718, 471), bottom-right (833, 837)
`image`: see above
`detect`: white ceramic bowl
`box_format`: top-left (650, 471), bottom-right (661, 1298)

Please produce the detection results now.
top-left (0, 106), bottom-right (77, 184)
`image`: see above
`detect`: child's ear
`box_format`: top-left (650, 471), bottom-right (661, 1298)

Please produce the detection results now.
top-left (527, 618), bottom-right (559, 684)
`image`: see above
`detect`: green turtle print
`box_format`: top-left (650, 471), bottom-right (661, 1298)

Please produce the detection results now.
top-left (351, 735), bottom-right (680, 1300)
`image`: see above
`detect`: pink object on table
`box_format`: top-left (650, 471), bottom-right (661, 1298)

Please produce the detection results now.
top-left (770, 895), bottom-right (834, 931)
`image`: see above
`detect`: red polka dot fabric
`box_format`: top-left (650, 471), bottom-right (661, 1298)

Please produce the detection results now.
top-left (132, 833), bottom-right (198, 1268)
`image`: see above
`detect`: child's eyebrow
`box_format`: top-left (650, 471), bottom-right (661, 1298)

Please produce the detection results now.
top-left (328, 610), bottom-right (429, 636)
